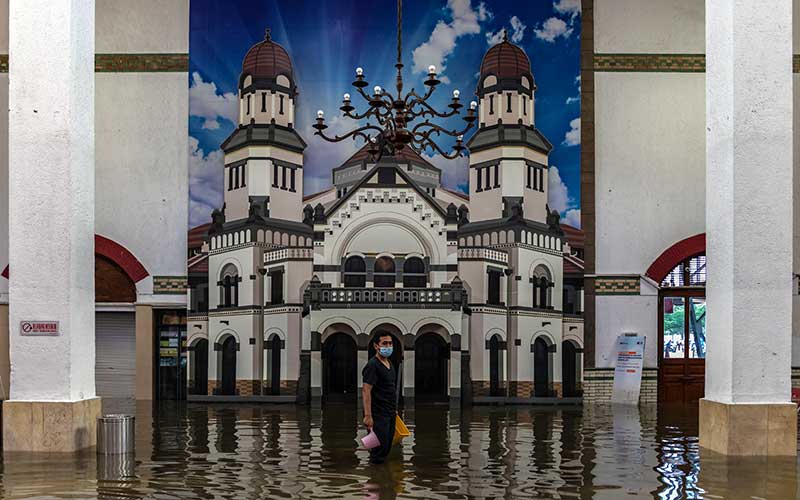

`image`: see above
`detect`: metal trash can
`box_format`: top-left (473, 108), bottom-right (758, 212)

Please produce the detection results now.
top-left (97, 414), bottom-right (135, 455)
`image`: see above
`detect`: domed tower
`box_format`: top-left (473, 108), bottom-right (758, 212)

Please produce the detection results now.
top-left (238, 28), bottom-right (297, 128)
top-left (220, 28), bottom-right (306, 222)
top-left (467, 31), bottom-right (553, 224)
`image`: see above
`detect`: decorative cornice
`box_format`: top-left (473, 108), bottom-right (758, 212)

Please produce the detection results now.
top-left (0, 53), bottom-right (189, 73)
top-left (153, 276), bottom-right (187, 294)
top-left (96, 53), bottom-right (189, 72)
top-left (594, 276), bottom-right (640, 295)
top-left (594, 53), bottom-right (705, 72)
top-left (596, 53), bottom-right (800, 73)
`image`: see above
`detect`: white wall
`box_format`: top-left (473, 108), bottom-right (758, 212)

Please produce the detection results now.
top-left (595, 73), bottom-right (706, 274)
top-left (95, 73), bottom-right (188, 281)
top-left (96, 0), bottom-right (188, 53)
top-left (595, 0), bottom-right (705, 53)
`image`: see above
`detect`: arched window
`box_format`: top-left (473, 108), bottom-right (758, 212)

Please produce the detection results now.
top-left (661, 253), bottom-right (706, 288)
top-left (220, 264), bottom-right (239, 307)
top-left (532, 265), bottom-right (552, 308)
top-left (403, 257), bottom-right (426, 287)
top-left (374, 256), bottom-right (396, 288)
top-left (343, 256), bottom-right (366, 288)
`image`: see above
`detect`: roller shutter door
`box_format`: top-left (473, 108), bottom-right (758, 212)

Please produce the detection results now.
top-left (95, 312), bottom-right (136, 398)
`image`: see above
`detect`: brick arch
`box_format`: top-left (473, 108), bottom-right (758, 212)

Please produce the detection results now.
top-left (645, 233), bottom-right (705, 283)
top-left (2, 235), bottom-right (149, 283)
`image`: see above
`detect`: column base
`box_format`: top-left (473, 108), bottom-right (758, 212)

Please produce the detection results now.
top-left (699, 398), bottom-right (797, 456)
top-left (3, 397), bottom-right (102, 452)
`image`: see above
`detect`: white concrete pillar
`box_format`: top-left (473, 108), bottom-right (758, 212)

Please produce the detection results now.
top-left (701, 0), bottom-right (796, 456)
top-left (3, 0), bottom-right (99, 452)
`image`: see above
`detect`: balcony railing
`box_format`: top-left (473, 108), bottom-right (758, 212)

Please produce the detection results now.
top-left (305, 278), bottom-right (467, 311)
top-left (322, 287), bottom-right (450, 304)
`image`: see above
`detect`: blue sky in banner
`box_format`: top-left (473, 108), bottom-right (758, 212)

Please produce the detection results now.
top-left (188, 0), bottom-right (581, 228)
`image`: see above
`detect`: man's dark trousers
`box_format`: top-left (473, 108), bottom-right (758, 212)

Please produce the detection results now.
top-left (369, 412), bottom-right (396, 464)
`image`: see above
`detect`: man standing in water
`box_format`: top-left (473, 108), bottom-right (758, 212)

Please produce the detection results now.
top-left (362, 333), bottom-right (397, 464)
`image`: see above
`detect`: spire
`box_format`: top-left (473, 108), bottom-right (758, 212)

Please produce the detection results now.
top-left (264, 27), bottom-right (272, 41)
top-left (502, 28), bottom-right (508, 42)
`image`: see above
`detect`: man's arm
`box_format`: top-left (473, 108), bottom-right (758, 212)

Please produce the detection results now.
top-left (362, 383), bottom-right (373, 429)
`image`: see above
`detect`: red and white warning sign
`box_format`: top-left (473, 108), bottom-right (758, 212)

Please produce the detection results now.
top-left (20, 321), bottom-right (59, 336)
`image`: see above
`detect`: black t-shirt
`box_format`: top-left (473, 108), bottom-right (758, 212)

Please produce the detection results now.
top-left (362, 356), bottom-right (397, 416)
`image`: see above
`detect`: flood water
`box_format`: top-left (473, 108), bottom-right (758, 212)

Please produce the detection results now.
top-left (0, 401), bottom-right (797, 499)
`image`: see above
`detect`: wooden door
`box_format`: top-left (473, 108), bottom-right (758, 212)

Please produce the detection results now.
top-left (659, 293), bottom-right (706, 403)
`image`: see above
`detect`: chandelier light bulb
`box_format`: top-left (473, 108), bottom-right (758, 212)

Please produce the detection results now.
top-left (314, 1), bottom-right (475, 160)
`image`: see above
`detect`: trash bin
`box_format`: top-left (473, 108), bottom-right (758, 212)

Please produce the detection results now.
top-left (97, 414), bottom-right (135, 455)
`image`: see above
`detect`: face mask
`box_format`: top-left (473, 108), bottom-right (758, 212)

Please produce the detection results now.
top-left (379, 346), bottom-right (393, 358)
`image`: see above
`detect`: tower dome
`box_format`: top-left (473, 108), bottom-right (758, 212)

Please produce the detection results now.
top-left (239, 28), bottom-right (296, 95)
top-left (476, 31), bottom-right (534, 97)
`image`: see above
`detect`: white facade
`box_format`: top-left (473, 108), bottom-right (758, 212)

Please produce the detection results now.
top-left (188, 32), bottom-right (585, 402)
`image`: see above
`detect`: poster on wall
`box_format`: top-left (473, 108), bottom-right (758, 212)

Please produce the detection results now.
top-left (611, 334), bottom-right (645, 405)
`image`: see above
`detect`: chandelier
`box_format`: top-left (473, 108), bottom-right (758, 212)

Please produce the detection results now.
top-left (312, 0), bottom-right (477, 159)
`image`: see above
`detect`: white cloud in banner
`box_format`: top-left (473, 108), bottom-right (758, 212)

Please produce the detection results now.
top-left (533, 17), bottom-right (573, 43)
top-left (549, 166), bottom-right (581, 227)
top-left (566, 74), bottom-right (580, 104)
top-left (563, 208), bottom-right (581, 228)
top-left (562, 117), bottom-right (580, 146)
top-left (423, 152), bottom-right (469, 192)
top-left (302, 115), bottom-right (361, 195)
top-left (548, 165), bottom-right (571, 213)
top-left (554, 0), bottom-right (581, 19)
top-left (188, 136), bottom-right (224, 227)
top-left (486, 15), bottom-right (526, 46)
top-left (509, 16), bottom-right (526, 43)
top-left (189, 72), bottom-right (238, 130)
top-left (412, 0), bottom-right (492, 84)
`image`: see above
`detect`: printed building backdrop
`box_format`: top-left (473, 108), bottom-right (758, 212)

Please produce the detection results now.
top-left (188, 0), bottom-right (581, 228)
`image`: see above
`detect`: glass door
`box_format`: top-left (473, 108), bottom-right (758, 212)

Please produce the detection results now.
top-left (659, 293), bottom-right (706, 403)
top-left (155, 309), bottom-right (188, 400)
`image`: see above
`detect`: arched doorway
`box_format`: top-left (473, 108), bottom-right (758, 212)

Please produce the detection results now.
top-left (322, 333), bottom-right (358, 400)
top-left (190, 338), bottom-right (208, 395)
top-left (562, 340), bottom-right (579, 397)
top-left (488, 334), bottom-right (503, 396)
top-left (657, 252), bottom-right (706, 404)
top-left (265, 335), bottom-right (282, 395)
top-left (219, 336), bottom-right (237, 395)
top-left (533, 337), bottom-right (550, 397)
top-left (414, 333), bottom-right (448, 402)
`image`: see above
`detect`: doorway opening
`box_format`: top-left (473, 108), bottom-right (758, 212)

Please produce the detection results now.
top-left (264, 334), bottom-right (282, 395)
top-left (322, 333), bottom-right (358, 401)
top-left (415, 333), bottom-right (448, 402)
top-left (533, 337), bottom-right (551, 397)
top-left (219, 336), bottom-right (237, 395)
top-left (189, 338), bottom-right (208, 395)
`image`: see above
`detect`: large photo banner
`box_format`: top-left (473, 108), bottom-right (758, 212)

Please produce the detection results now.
top-left (188, 0), bottom-right (581, 229)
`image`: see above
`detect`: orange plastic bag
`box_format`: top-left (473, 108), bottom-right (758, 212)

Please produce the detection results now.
top-left (393, 415), bottom-right (410, 445)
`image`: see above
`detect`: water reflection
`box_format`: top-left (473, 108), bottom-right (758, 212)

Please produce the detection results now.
top-left (0, 400), bottom-right (797, 499)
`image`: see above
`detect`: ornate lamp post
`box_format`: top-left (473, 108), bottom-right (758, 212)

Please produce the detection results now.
top-left (313, 0), bottom-right (477, 159)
